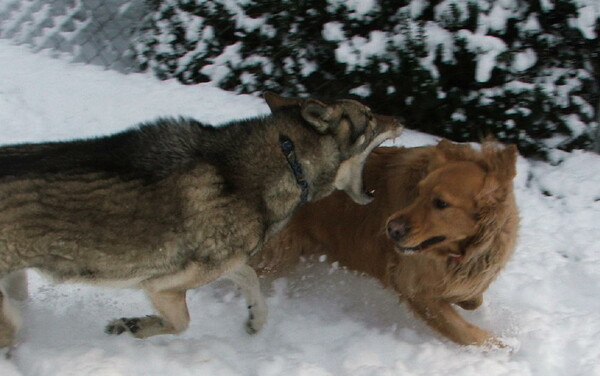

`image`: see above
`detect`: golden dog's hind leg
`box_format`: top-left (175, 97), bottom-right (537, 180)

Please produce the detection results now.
top-left (105, 290), bottom-right (190, 338)
top-left (223, 264), bottom-right (267, 334)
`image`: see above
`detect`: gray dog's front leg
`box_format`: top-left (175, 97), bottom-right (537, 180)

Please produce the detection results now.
top-left (0, 271), bottom-right (27, 350)
top-left (223, 264), bottom-right (267, 334)
top-left (106, 289), bottom-right (190, 338)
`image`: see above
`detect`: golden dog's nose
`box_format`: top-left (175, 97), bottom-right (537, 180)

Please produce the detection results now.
top-left (387, 219), bottom-right (409, 241)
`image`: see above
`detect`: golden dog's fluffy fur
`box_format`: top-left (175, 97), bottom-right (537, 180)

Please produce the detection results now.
top-left (252, 140), bottom-right (519, 346)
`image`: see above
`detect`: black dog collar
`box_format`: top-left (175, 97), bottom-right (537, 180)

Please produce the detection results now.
top-left (279, 135), bottom-right (309, 204)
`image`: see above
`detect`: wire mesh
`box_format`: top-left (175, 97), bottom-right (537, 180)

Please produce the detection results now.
top-left (0, 0), bottom-right (148, 72)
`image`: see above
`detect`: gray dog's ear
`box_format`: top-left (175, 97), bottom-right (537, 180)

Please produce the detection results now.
top-left (300, 99), bottom-right (340, 133)
top-left (263, 92), bottom-right (302, 112)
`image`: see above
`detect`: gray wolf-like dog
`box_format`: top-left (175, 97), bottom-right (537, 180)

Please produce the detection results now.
top-left (0, 92), bottom-right (402, 348)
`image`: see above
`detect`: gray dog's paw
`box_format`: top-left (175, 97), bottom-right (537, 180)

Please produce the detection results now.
top-left (105, 315), bottom-right (167, 338)
top-left (244, 303), bottom-right (267, 335)
top-left (105, 317), bottom-right (142, 335)
top-left (245, 319), bottom-right (258, 335)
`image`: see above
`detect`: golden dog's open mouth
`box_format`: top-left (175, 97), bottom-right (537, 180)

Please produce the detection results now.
top-left (395, 236), bottom-right (446, 254)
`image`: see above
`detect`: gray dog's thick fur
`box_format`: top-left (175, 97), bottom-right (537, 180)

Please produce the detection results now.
top-left (0, 93), bottom-right (401, 348)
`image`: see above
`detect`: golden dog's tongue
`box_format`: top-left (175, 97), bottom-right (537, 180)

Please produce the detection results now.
top-left (396, 236), bottom-right (447, 255)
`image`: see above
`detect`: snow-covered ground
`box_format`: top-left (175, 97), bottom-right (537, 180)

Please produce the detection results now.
top-left (1, 40), bottom-right (599, 376)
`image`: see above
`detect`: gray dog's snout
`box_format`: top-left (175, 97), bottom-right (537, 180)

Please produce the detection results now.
top-left (387, 219), bottom-right (409, 241)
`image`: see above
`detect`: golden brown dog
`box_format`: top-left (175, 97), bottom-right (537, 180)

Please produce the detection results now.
top-left (252, 139), bottom-right (519, 346)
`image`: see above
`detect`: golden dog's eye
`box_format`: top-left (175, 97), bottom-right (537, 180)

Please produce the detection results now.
top-left (434, 198), bottom-right (449, 209)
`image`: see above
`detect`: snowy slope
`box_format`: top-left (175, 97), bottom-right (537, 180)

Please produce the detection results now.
top-left (1, 40), bottom-right (599, 376)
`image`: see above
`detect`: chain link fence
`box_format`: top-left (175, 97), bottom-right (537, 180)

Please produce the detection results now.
top-left (0, 0), bottom-right (148, 72)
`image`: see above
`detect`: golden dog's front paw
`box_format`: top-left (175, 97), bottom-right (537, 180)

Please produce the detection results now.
top-left (481, 335), bottom-right (519, 353)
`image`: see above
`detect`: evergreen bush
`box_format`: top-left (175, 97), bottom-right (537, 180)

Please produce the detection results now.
top-left (133, 0), bottom-right (600, 156)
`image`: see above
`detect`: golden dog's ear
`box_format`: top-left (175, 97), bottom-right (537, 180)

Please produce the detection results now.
top-left (500, 144), bottom-right (518, 179)
top-left (429, 138), bottom-right (452, 170)
top-left (263, 92), bottom-right (303, 112)
top-left (431, 139), bottom-right (462, 170)
top-left (435, 138), bottom-right (475, 161)
top-left (483, 143), bottom-right (518, 180)
top-left (477, 144), bottom-right (518, 206)
top-left (477, 175), bottom-right (510, 207)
